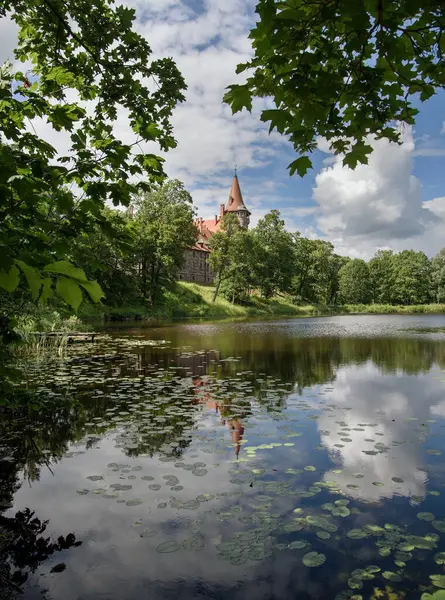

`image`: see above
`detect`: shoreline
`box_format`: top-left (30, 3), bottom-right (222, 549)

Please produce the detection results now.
top-left (79, 282), bottom-right (445, 324)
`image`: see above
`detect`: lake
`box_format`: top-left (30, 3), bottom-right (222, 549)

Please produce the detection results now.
top-left (2, 314), bottom-right (445, 600)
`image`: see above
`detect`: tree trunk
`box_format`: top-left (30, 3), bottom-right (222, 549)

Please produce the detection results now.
top-left (141, 257), bottom-right (148, 298)
top-left (212, 272), bottom-right (223, 303)
top-left (150, 262), bottom-right (162, 307)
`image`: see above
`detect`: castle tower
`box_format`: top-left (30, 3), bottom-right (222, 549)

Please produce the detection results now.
top-left (224, 173), bottom-right (251, 228)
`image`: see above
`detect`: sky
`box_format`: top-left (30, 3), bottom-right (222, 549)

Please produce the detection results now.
top-left (1, 0), bottom-right (445, 259)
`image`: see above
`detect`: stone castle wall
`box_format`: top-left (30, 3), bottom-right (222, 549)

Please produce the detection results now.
top-left (178, 248), bottom-right (214, 284)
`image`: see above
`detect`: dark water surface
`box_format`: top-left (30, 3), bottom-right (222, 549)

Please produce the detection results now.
top-left (3, 315), bottom-right (445, 600)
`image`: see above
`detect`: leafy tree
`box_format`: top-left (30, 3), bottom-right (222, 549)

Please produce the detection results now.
top-left (225, 1), bottom-right (445, 175)
top-left (369, 250), bottom-right (395, 304)
top-left (70, 208), bottom-right (139, 306)
top-left (219, 231), bottom-right (256, 304)
top-left (338, 259), bottom-right (372, 304)
top-left (292, 235), bottom-right (339, 304)
top-left (431, 248), bottom-right (445, 303)
top-left (328, 254), bottom-right (350, 304)
top-left (133, 180), bottom-right (197, 305)
top-left (208, 213), bottom-right (246, 302)
top-left (251, 210), bottom-right (295, 298)
top-left (0, 0), bottom-right (185, 308)
top-left (390, 250), bottom-right (431, 305)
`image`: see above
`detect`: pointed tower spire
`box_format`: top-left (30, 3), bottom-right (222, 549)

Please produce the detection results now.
top-left (226, 173), bottom-right (247, 212)
top-left (225, 171), bottom-right (251, 228)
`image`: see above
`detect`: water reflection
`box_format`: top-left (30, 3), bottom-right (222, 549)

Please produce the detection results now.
top-left (316, 363), bottom-right (443, 501)
top-left (1, 316), bottom-right (445, 599)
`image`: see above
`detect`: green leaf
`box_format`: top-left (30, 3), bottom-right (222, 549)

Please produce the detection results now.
top-left (56, 277), bottom-right (82, 311)
top-left (45, 66), bottom-right (77, 87)
top-left (260, 109), bottom-right (289, 134)
top-left (288, 156), bottom-right (312, 177)
top-left (0, 265), bottom-right (20, 292)
top-left (43, 261), bottom-right (88, 282)
top-left (422, 592), bottom-right (445, 600)
top-left (142, 122), bottom-right (160, 140)
top-left (40, 278), bottom-right (53, 303)
top-left (223, 85), bottom-right (252, 114)
top-left (342, 153), bottom-right (360, 169)
top-left (343, 142), bottom-right (373, 170)
top-left (15, 260), bottom-right (42, 300)
top-left (79, 280), bottom-right (104, 304)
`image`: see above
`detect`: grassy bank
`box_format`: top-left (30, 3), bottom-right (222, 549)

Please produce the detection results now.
top-left (336, 303), bottom-right (445, 315)
top-left (79, 282), bottom-right (326, 322)
top-left (78, 283), bottom-right (445, 324)
top-left (14, 285), bottom-right (445, 335)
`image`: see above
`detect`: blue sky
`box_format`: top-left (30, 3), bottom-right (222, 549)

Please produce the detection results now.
top-left (1, 0), bottom-right (444, 259)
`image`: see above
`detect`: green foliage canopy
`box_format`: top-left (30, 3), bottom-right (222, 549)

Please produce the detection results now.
top-left (390, 249), bottom-right (431, 305)
top-left (431, 248), bottom-right (445, 304)
top-left (208, 213), bottom-right (247, 302)
top-left (338, 259), bottom-right (372, 304)
top-left (0, 0), bottom-right (186, 309)
top-left (133, 180), bottom-right (197, 305)
top-left (251, 210), bottom-right (295, 298)
top-left (225, 0), bottom-right (445, 176)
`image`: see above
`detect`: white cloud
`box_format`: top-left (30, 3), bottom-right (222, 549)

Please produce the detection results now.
top-left (3, 1), bottom-right (445, 254)
top-left (0, 0), bottom-right (295, 220)
top-left (0, 15), bottom-right (17, 64)
top-left (312, 128), bottom-right (443, 258)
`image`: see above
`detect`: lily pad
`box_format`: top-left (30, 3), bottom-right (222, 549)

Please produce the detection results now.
top-left (431, 575), bottom-right (445, 589)
top-left (421, 592), bottom-right (445, 600)
top-left (417, 512), bottom-right (435, 522)
top-left (157, 541), bottom-right (181, 554)
top-left (182, 535), bottom-right (205, 551)
top-left (433, 521), bottom-right (445, 533)
top-left (288, 540), bottom-right (307, 549)
top-left (348, 577), bottom-right (363, 590)
top-left (126, 499), bottom-right (143, 506)
top-left (306, 515), bottom-right (338, 532)
top-left (192, 468), bottom-right (208, 476)
top-left (302, 551), bottom-right (326, 567)
top-left (347, 529), bottom-right (368, 540)
top-left (383, 571), bottom-right (402, 582)
top-left (362, 524), bottom-right (385, 535)
top-left (110, 484), bottom-right (132, 491)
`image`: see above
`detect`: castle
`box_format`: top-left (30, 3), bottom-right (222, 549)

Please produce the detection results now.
top-left (178, 173), bottom-right (251, 284)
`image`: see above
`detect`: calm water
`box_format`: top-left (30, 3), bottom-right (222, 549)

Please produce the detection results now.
top-left (3, 315), bottom-right (445, 599)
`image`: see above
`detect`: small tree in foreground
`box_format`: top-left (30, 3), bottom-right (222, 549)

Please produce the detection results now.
top-left (134, 180), bottom-right (197, 306)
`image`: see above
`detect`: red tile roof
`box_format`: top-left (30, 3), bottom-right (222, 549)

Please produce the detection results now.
top-left (190, 174), bottom-right (250, 252)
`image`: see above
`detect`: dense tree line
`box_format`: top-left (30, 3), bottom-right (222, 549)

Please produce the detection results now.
top-left (210, 212), bottom-right (445, 306)
top-left (61, 186), bottom-right (445, 309)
